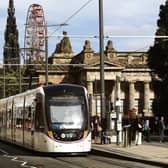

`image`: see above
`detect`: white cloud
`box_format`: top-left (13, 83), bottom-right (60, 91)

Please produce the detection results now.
top-left (0, 0), bottom-right (166, 62)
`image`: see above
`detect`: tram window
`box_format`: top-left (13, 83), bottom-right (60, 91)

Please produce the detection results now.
top-left (35, 100), bottom-right (44, 131)
top-left (15, 107), bottom-right (23, 128)
top-left (7, 103), bottom-right (13, 129)
top-left (28, 106), bottom-right (31, 118)
top-left (0, 105), bottom-right (3, 128)
top-left (24, 93), bottom-right (38, 130)
top-left (24, 106), bottom-right (32, 130)
top-left (13, 96), bottom-right (24, 129)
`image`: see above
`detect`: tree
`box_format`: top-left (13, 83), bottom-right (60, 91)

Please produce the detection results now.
top-left (148, 1), bottom-right (168, 116)
top-left (0, 66), bottom-right (27, 98)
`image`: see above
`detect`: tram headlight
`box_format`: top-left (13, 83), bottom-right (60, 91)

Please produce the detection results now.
top-left (61, 133), bottom-right (66, 139)
top-left (83, 130), bottom-right (88, 138)
top-left (48, 131), bottom-right (54, 138)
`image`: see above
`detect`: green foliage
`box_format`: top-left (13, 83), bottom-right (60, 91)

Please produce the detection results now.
top-left (0, 66), bottom-right (26, 98)
top-left (148, 1), bottom-right (168, 115)
top-left (148, 2), bottom-right (168, 78)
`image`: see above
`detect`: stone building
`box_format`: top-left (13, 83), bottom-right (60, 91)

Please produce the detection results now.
top-left (36, 32), bottom-right (156, 121)
top-left (1, 1), bottom-right (156, 126)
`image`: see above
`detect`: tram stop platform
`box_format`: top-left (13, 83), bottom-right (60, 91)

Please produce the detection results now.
top-left (91, 141), bottom-right (168, 167)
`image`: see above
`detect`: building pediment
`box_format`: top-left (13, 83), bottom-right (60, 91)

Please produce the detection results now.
top-left (92, 60), bottom-right (124, 67)
top-left (85, 60), bottom-right (125, 70)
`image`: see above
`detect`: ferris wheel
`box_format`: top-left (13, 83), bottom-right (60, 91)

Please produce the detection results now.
top-left (24, 4), bottom-right (47, 63)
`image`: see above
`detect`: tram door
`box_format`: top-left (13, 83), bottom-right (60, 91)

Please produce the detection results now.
top-left (0, 100), bottom-right (6, 138)
top-left (13, 96), bottom-right (24, 144)
top-left (6, 99), bottom-right (13, 140)
top-left (24, 93), bottom-right (36, 148)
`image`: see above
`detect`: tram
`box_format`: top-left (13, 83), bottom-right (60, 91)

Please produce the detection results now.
top-left (0, 84), bottom-right (91, 154)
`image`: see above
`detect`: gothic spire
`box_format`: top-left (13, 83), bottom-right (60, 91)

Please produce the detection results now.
top-left (9, 0), bottom-right (14, 10)
top-left (3, 0), bottom-right (20, 68)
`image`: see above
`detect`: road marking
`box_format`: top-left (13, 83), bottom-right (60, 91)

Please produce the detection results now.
top-left (0, 147), bottom-right (37, 168)
top-left (0, 148), bottom-right (8, 155)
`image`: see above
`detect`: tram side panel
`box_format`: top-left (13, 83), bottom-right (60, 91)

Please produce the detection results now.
top-left (0, 99), bottom-right (7, 139)
top-left (33, 92), bottom-right (47, 152)
top-left (23, 89), bottom-right (46, 151)
top-left (6, 98), bottom-right (13, 141)
top-left (5, 88), bottom-right (46, 151)
top-left (24, 92), bottom-right (38, 149)
top-left (13, 95), bottom-right (24, 145)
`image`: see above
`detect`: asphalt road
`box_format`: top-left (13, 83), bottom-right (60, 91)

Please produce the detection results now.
top-left (0, 141), bottom-right (162, 168)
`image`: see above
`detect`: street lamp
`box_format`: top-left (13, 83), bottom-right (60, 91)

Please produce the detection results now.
top-left (45, 24), bottom-right (48, 86)
top-left (115, 75), bottom-right (122, 145)
top-left (99, 0), bottom-right (105, 144)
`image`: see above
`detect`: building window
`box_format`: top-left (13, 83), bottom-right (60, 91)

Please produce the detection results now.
top-left (149, 99), bottom-right (153, 112)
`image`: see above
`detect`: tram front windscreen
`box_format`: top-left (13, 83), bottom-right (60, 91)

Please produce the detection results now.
top-left (46, 96), bottom-right (87, 130)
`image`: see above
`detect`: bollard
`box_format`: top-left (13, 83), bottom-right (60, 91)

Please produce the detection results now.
top-left (123, 124), bottom-right (131, 147)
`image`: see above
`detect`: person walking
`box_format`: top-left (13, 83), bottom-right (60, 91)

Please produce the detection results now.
top-left (143, 119), bottom-right (150, 142)
top-left (135, 117), bottom-right (143, 145)
top-left (92, 115), bottom-right (102, 144)
top-left (158, 116), bottom-right (166, 143)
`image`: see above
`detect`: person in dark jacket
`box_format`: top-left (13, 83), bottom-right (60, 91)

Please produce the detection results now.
top-left (158, 116), bottom-right (166, 143)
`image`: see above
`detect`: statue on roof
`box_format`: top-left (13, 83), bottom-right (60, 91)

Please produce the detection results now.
top-left (83, 40), bottom-right (93, 52)
top-left (54, 31), bottom-right (73, 54)
top-left (106, 40), bottom-right (115, 52)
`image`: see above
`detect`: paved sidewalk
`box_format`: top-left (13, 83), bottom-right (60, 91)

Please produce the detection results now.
top-left (91, 142), bottom-right (168, 167)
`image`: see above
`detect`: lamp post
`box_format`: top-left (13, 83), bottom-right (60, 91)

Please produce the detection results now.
top-left (19, 52), bottom-right (22, 93)
top-left (115, 75), bottom-right (122, 145)
top-left (45, 26), bottom-right (48, 86)
top-left (99, 0), bottom-right (105, 144)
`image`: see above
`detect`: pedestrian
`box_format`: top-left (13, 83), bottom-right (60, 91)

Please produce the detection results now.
top-left (91, 119), bottom-right (95, 143)
top-left (128, 108), bottom-right (138, 143)
top-left (143, 119), bottom-right (150, 142)
top-left (153, 116), bottom-right (159, 134)
top-left (135, 117), bottom-right (143, 145)
top-left (92, 115), bottom-right (102, 144)
top-left (158, 116), bottom-right (166, 143)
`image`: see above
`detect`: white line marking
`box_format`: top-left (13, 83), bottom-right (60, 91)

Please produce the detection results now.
top-left (0, 147), bottom-right (37, 168)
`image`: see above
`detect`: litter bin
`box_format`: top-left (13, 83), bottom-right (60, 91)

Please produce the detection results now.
top-left (123, 124), bottom-right (131, 147)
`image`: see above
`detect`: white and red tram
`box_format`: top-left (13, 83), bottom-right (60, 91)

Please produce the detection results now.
top-left (0, 84), bottom-right (91, 154)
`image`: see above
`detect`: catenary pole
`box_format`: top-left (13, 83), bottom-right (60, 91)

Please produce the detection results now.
top-left (45, 34), bottom-right (48, 86)
top-left (99, 0), bottom-right (105, 144)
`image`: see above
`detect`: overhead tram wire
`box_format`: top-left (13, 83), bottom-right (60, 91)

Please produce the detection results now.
top-left (45, 34), bottom-right (168, 55)
top-left (49, 0), bottom-right (93, 36)
top-left (43, 0), bottom-right (93, 85)
top-left (47, 34), bottom-right (168, 39)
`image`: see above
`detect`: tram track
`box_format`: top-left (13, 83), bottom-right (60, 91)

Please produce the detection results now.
top-left (0, 141), bottom-right (161, 168)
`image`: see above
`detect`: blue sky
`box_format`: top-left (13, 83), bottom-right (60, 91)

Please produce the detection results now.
top-left (0, 0), bottom-right (166, 63)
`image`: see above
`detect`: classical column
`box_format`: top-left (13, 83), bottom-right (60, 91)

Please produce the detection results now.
top-left (143, 81), bottom-right (150, 115)
top-left (87, 81), bottom-right (94, 116)
top-left (116, 76), bottom-right (121, 100)
top-left (87, 81), bottom-right (93, 95)
top-left (111, 84), bottom-right (115, 106)
top-left (129, 81), bottom-right (135, 110)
